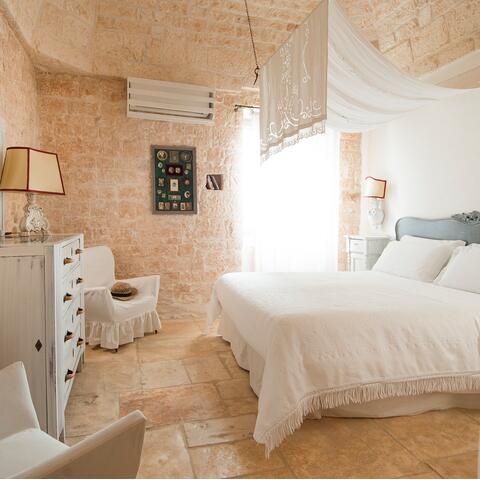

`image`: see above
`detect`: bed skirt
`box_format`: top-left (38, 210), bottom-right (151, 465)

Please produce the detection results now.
top-left (218, 312), bottom-right (480, 419)
top-left (86, 310), bottom-right (161, 350)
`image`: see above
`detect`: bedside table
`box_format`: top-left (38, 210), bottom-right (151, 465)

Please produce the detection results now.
top-left (345, 234), bottom-right (390, 272)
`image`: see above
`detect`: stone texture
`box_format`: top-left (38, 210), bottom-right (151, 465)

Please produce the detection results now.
top-left (183, 355), bottom-right (231, 383)
top-left (0, 10), bottom-right (39, 230)
top-left (428, 451), bottom-right (479, 479)
top-left (189, 438), bottom-right (285, 479)
top-left (119, 383), bottom-right (228, 427)
top-left (138, 425), bottom-right (194, 479)
top-left (183, 414), bottom-right (257, 447)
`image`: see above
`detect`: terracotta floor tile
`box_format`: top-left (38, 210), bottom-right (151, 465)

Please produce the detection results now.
top-left (85, 342), bottom-right (138, 363)
top-left (183, 355), bottom-right (231, 383)
top-left (461, 408), bottom-right (480, 424)
top-left (398, 469), bottom-right (442, 479)
top-left (376, 409), bottom-right (480, 460)
top-left (138, 335), bottom-right (230, 362)
top-left (71, 361), bottom-right (142, 395)
top-left (159, 320), bottom-right (203, 338)
top-left (119, 383), bottom-right (227, 426)
top-left (140, 359), bottom-right (191, 389)
top-left (280, 418), bottom-right (428, 478)
top-left (137, 425), bottom-right (194, 479)
top-left (216, 377), bottom-right (256, 400)
top-left (428, 451), bottom-right (479, 479)
top-left (218, 351), bottom-right (249, 379)
top-left (184, 414), bottom-right (257, 447)
top-left (65, 393), bottom-right (119, 437)
top-left (236, 467), bottom-right (295, 478)
top-left (189, 439), bottom-right (284, 478)
top-left (225, 397), bottom-right (259, 416)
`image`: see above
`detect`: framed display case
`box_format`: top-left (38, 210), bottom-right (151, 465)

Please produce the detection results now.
top-left (152, 145), bottom-right (197, 215)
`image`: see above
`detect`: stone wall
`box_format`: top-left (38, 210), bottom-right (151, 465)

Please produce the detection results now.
top-left (37, 72), bottom-right (256, 310)
top-left (0, 10), bottom-right (39, 230)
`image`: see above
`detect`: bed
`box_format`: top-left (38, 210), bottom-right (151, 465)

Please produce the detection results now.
top-left (208, 215), bottom-right (480, 454)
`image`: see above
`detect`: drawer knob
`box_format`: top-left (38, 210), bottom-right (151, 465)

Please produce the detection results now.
top-left (76, 307), bottom-right (84, 316)
top-left (77, 338), bottom-right (85, 347)
top-left (64, 293), bottom-right (73, 302)
top-left (64, 257), bottom-right (74, 265)
top-left (64, 330), bottom-right (74, 342)
top-left (75, 248), bottom-right (83, 255)
top-left (76, 277), bottom-right (84, 284)
top-left (65, 369), bottom-right (75, 382)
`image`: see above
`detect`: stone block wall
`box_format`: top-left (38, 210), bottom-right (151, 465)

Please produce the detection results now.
top-left (0, 10), bottom-right (39, 229)
top-left (37, 72), bottom-right (257, 310)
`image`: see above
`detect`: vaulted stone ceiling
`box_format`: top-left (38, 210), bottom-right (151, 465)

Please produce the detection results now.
top-left (1, 0), bottom-right (479, 90)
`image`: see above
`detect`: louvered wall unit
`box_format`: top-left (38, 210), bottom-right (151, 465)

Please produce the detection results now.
top-left (127, 77), bottom-right (215, 125)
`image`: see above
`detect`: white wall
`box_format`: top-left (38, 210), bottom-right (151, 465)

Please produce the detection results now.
top-left (361, 89), bottom-right (480, 237)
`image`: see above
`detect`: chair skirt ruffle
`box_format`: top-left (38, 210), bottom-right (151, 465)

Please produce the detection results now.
top-left (86, 310), bottom-right (161, 350)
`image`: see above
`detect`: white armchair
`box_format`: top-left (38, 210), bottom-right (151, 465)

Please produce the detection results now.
top-left (83, 246), bottom-right (161, 350)
top-left (0, 362), bottom-right (146, 478)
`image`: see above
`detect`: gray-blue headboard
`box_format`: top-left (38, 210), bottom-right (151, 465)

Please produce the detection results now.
top-left (395, 211), bottom-right (480, 245)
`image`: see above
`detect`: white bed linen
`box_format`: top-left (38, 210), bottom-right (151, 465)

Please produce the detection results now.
top-left (208, 271), bottom-right (480, 454)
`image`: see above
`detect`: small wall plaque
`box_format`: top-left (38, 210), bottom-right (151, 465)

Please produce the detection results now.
top-left (152, 145), bottom-right (197, 215)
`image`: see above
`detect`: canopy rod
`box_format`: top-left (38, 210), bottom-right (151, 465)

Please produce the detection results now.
top-left (234, 104), bottom-right (260, 111)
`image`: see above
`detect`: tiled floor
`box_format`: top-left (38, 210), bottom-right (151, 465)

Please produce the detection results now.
top-left (65, 317), bottom-right (480, 478)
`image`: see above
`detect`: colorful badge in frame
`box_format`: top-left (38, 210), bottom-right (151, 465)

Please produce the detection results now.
top-left (152, 146), bottom-right (197, 215)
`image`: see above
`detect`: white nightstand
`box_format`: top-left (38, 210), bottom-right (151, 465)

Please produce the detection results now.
top-left (345, 234), bottom-right (390, 272)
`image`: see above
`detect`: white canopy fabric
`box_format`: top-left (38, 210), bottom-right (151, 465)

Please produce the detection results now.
top-left (260, 0), bottom-right (470, 161)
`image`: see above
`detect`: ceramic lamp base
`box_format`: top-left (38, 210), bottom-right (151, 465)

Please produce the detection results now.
top-left (367, 198), bottom-right (385, 230)
top-left (19, 193), bottom-right (49, 235)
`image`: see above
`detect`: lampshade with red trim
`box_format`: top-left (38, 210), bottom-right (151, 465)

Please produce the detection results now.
top-left (364, 176), bottom-right (386, 199)
top-left (0, 147), bottom-right (65, 195)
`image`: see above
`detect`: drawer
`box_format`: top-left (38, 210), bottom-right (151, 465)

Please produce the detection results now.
top-left (348, 238), bottom-right (366, 254)
top-left (63, 321), bottom-right (81, 360)
top-left (62, 264), bottom-right (83, 313)
top-left (62, 238), bottom-right (82, 277)
top-left (63, 294), bottom-right (83, 333)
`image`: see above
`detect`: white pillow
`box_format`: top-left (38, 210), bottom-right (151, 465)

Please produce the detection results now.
top-left (435, 244), bottom-right (480, 293)
top-left (400, 235), bottom-right (466, 248)
top-left (372, 240), bottom-right (456, 282)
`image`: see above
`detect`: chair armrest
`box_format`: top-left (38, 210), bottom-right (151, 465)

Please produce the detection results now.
top-left (124, 275), bottom-right (160, 302)
top-left (84, 286), bottom-right (115, 323)
top-left (16, 411), bottom-right (146, 479)
top-left (0, 362), bottom-right (39, 440)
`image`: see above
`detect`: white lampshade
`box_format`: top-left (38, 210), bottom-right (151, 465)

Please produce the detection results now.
top-left (364, 176), bottom-right (386, 199)
top-left (0, 147), bottom-right (65, 195)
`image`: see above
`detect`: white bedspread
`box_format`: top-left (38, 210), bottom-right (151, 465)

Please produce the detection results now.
top-left (208, 271), bottom-right (480, 454)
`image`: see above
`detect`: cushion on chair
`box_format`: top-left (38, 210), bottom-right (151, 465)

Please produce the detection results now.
top-left (83, 246), bottom-right (116, 289)
top-left (0, 428), bottom-right (68, 478)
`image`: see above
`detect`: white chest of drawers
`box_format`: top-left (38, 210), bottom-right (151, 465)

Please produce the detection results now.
top-left (345, 234), bottom-right (390, 272)
top-left (0, 234), bottom-right (85, 440)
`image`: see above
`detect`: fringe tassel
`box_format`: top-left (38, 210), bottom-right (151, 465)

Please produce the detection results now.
top-left (258, 374), bottom-right (480, 456)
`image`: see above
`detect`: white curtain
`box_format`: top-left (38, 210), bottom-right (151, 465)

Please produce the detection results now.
top-left (241, 109), bottom-right (339, 273)
top-left (260, 0), bottom-right (473, 159)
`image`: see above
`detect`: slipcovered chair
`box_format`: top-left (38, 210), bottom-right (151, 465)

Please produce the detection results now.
top-left (83, 246), bottom-right (161, 350)
top-left (0, 362), bottom-right (146, 478)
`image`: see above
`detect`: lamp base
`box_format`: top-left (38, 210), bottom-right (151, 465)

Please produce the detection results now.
top-left (367, 198), bottom-right (385, 230)
top-left (19, 193), bottom-right (49, 235)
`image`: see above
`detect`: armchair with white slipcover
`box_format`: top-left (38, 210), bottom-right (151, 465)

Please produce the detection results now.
top-left (0, 362), bottom-right (146, 478)
top-left (83, 246), bottom-right (161, 350)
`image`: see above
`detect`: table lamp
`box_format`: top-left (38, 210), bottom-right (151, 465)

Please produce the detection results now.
top-left (364, 176), bottom-right (387, 230)
top-left (0, 147), bottom-right (65, 235)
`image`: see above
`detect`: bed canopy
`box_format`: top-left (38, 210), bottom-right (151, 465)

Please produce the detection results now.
top-left (260, 0), bottom-right (472, 160)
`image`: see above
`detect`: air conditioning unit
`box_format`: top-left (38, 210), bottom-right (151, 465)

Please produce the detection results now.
top-left (127, 77), bottom-right (215, 125)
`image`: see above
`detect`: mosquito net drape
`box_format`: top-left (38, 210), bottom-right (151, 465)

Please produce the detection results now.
top-left (260, 0), bottom-right (471, 161)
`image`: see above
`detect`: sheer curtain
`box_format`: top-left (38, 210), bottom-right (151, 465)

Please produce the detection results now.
top-left (241, 108), bottom-right (340, 272)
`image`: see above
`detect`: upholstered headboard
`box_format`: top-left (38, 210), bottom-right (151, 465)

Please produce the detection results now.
top-left (395, 211), bottom-right (480, 245)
